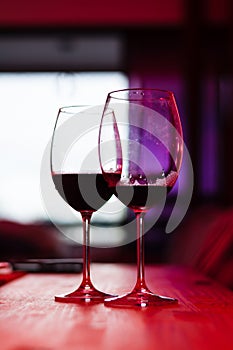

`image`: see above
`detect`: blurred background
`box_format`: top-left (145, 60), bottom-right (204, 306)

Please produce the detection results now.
top-left (0, 0), bottom-right (233, 288)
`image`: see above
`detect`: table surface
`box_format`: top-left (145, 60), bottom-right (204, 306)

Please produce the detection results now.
top-left (1, 263), bottom-right (233, 350)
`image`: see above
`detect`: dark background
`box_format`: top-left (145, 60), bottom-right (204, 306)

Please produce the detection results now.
top-left (0, 0), bottom-right (232, 203)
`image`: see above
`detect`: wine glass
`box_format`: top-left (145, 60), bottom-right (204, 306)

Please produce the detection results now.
top-left (99, 88), bottom-right (183, 307)
top-left (51, 105), bottom-right (117, 303)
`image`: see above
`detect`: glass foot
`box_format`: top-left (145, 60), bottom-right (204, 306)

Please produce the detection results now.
top-left (55, 284), bottom-right (115, 304)
top-left (104, 289), bottom-right (178, 308)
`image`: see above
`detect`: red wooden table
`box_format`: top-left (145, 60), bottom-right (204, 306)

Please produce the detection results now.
top-left (0, 264), bottom-right (233, 350)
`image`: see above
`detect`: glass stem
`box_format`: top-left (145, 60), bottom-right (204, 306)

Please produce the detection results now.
top-left (81, 212), bottom-right (93, 288)
top-left (135, 212), bottom-right (148, 292)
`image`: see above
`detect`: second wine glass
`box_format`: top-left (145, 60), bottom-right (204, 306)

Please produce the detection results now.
top-left (99, 89), bottom-right (183, 307)
top-left (51, 105), bottom-right (116, 303)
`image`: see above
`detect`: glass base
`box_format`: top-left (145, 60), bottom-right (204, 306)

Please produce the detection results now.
top-left (104, 289), bottom-right (178, 308)
top-left (55, 284), bottom-right (115, 304)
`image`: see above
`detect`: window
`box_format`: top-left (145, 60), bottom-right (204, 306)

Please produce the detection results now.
top-left (0, 72), bottom-right (128, 223)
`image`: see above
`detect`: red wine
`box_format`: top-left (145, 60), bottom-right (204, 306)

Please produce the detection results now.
top-left (114, 171), bottom-right (177, 212)
top-left (115, 184), bottom-right (170, 212)
top-left (52, 173), bottom-right (113, 213)
top-left (103, 170), bottom-right (121, 187)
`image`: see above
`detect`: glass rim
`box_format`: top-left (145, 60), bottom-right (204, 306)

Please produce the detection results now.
top-left (107, 88), bottom-right (175, 101)
top-left (58, 105), bottom-right (91, 114)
